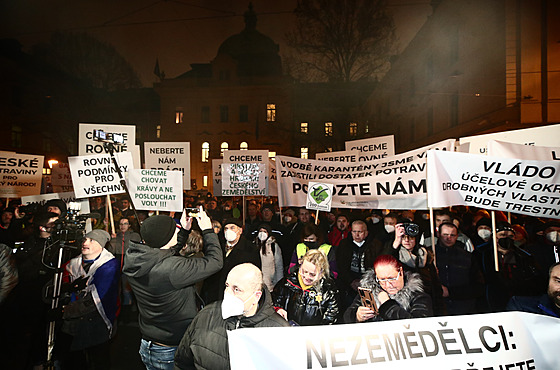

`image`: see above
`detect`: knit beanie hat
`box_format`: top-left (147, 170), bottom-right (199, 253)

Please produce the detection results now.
top-left (141, 215), bottom-right (177, 248)
top-left (85, 229), bottom-right (110, 248)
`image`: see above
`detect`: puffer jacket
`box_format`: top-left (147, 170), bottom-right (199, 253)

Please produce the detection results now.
top-left (343, 269), bottom-right (433, 323)
top-left (272, 271), bottom-right (340, 325)
top-left (174, 288), bottom-right (289, 370)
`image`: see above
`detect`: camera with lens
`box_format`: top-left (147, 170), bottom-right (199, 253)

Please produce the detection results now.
top-left (402, 223), bottom-right (420, 237)
top-left (50, 202), bottom-right (89, 249)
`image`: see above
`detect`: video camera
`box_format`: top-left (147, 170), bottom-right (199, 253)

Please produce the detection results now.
top-left (92, 129), bottom-right (125, 145)
top-left (50, 202), bottom-right (96, 249)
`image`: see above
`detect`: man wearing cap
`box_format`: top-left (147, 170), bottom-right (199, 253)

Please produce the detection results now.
top-left (201, 218), bottom-right (261, 305)
top-left (474, 221), bottom-right (541, 312)
top-left (527, 221), bottom-right (560, 282)
top-left (123, 209), bottom-right (222, 370)
top-left (44, 199), bottom-right (67, 217)
top-left (58, 229), bottom-right (119, 369)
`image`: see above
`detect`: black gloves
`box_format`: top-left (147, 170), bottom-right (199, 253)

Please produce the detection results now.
top-left (60, 276), bottom-right (88, 294)
top-left (171, 228), bottom-right (191, 255)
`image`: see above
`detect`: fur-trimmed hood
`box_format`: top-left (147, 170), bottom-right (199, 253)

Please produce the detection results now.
top-left (359, 269), bottom-right (424, 312)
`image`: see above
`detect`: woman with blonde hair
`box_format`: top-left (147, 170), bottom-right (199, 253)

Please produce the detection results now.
top-left (273, 249), bottom-right (340, 325)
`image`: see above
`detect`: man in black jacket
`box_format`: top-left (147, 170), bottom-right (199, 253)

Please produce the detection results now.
top-left (174, 263), bottom-right (288, 370)
top-left (123, 208), bottom-right (223, 370)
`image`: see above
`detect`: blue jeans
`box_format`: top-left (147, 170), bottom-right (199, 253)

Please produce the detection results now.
top-left (139, 339), bottom-right (177, 370)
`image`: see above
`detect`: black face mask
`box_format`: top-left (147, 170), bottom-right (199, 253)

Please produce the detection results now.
top-left (498, 237), bottom-right (514, 250)
top-left (304, 241), bottom-right (318, 249)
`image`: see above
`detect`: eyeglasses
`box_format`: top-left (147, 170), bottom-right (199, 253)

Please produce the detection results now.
top-left (376, 270), bottom-right (401, 284)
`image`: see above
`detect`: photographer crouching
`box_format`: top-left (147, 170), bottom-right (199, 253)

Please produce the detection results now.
top-left (123, 206), bottom-right (223, 370)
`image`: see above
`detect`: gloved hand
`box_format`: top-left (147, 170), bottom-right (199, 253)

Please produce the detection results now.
top-left (47, 306), bottom-right (64, 322)
top-left (171, 227), bottom-right (191, 255)
top-left (61, 276), bottom-right (88, 294)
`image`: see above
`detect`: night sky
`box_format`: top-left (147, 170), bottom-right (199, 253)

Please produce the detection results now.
top-left (1, 0), bottom-right (432, 86)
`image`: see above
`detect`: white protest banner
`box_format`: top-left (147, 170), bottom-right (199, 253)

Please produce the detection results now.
top-left (427, 150), bottom-right (560, 219)
top-left (144, 142), bottom-right (191, 190)
top-left (277, 140), bottom-right (455, 210)
top-left (21, 192), bottom-right (91, 215)
top-left (222, 150), bottom-right (268, 196)
top-left (130, 144), bottom-right (141, 170)
top-left (306, 182), bottom-right (334, 212)
top-left (229, 312), bottom-right (559, 370)
top-left (0, 152), bottom-right (44, 197)
top-left (212, 159), bottom-right (223, 197)
top-left (320, 139), bottom-right (455, 163)
top-left (78, 123), bottom-right (136, 156)
top-left (488, 140), bottom-right (560, 161)
top-left (459, 123), bottom-right (560, 155)
top-left (128, 169), bottom-right (183, 211)
top-left (269, 159), bottom-right (278, 197)
top-left (68, 152), bottom-right (134, 198)
top-left (345, 135), bottom-right (395, 158)
top-left (51, 163), bottom-right (73, 193)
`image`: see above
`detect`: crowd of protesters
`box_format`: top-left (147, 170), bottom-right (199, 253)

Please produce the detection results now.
top-left (0, 193), bottom-right (558, 369)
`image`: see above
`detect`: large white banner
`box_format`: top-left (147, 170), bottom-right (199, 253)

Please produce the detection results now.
top-left (277, 140), bottom-right (455, 210)
top-left (68, 152), bottom-right (134, 198)
top-left (144, 142), bottom-right (191, 190)
top-left (78, 123), bottom-right (136, 156)
top-left (222, 150), bottom-right (268, 196)
top-left (488, 140), bottom-right (560, 161)
top-left (427, 150), bottom-right (560, 219)
top-left (345, 135), bottom-right (395, 158)
top-left (0, 152), bottom-right (44, 197)
top-left (268, 159), bottom-right (278, 197)
top-left (128, 169), bottom-right (183, 211)
top-left (459, 123), bottom-right (560, 155)
top-left (229, 312), bottom-right (559, 370)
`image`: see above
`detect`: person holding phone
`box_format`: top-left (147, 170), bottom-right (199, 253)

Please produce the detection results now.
top-left (344, 254), bottom-right (433, 323)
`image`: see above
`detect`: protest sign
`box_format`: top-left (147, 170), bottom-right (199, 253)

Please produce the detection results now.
top-left (51, 163), bottom-right (73, 193)
top-left (130, 144), bottom-right (141, 170)
top-left (268, 159), bottom-right (278, 197)
top-left (0, 152), bottom-right (44, 197)
top-left (427, 150), bottom-right (560, 218)
top-left (345, 135), bottom-right (395, 158)
top-left (277, 140), bottom-right (454, 210)
top-left (144, 142), bottom-right (191, 190)
top-left (306, 182), bottom-right (334, 212)
top-left (229, 312), bottom-right (559, 370)
top-left (459, 123), bottom-right (560, 154)
top-left (22, 192), bottom-right (91, 215)
top-left (128, 169), bottom-right (182, 211)
top-left (68, 152), bottom-right (134, 198)
top-left (78, 123), bottom-right (136, 156)
top-left (212, 159), bottom-right (223, 197)
top-left (222, 150), bottom-right (268, 196)
top-left (488, 140), bottom-right (560, 161)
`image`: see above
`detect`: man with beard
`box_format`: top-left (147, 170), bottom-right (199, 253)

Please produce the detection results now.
top-left (507, 262), bottom-right (560, 318)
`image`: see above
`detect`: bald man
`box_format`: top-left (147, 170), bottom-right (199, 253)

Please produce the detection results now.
top-left (175, 263), bottom-right (288, 369)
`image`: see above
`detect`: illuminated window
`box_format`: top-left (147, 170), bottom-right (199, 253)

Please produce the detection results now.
top-left (202, 142), bottom-right (209, 162)
top-left (220, 105), bottom-right (229, 122)
top-left (11, 125), bottom-right (22, 148)
top-left (156, 125), bottom-right (161, 139)
top-left (201, 106), bottom-right (210, 123)
top-left (324, 122), bottom-right (333, 136)
top-left (268, 152), bottom-right (276, 159)
top-left (349, 122), bottom-right (358, 136)
top-left (365, 124), bottom-right (369, 134)
top-left (300, 147), bottom-right (308, 159)
top-left (203, 176), bottom-right (208, 187)
top-left (326, 147), bottom-right (333, 152)
top-left (239, 105), bottom-right (248, 122)
top-left (175, 110), bottom-right (183, 124)
top-left (220, 142), bottom-right (229, 157)
top-left (300, 122), bottom-right (308, 134)
top-left (240, 142), bottom-right (248, 150)
top-left (266, 104), bottom-right (276, 122)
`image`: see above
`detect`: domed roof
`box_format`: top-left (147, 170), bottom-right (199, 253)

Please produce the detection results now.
top-left (215, 4), bottom-right (282, 76)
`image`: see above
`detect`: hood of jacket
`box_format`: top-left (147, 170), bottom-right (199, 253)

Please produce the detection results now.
top-left (359, 269), bottom-right (424, 312)
top-left (122, 240), bottom-right (173, 278)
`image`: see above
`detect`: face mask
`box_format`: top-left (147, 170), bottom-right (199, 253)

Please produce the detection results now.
top-left (478, 229), bottom-right (492, 241)
top-left (498, 237), bottom-right (514, 250)
top-left (304, 241), bottom-right (318, 249)
top-left (258, 231), bottom-right (268, 241)
top-left (513, 240), bottom-right (524, 247)
top-left (221, 291), bottom-right (255, 319)
top-left (225, 229), bottom-right (238, 242)
top-left (284, 216), bottom-right (292, 223)
top-left (546, 231), bottom-right (559, 244)
top-left (372, 217), bottom-right (380, 224)
top-left (385, 225), bottom-right (395, 233)
top-left (223, 206), bottom-right (231, 211)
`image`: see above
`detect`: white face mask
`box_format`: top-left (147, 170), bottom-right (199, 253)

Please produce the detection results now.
top-left (221, 291), bottom-right (255, 319)
top-left (224, 229), bottom-right (238, 242)
top-left (478, 229), bottom-right (492, 241)
top-left (372, 217), bottom-right (381, 224)
top-left (385, 224), bottom-right (395, 233)
top-left (546, 231), bottom-right (559, 244)
top-left (258, 231), bottom-right (268, 241)
top-left (284, 216), bottom-right (292, 223)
